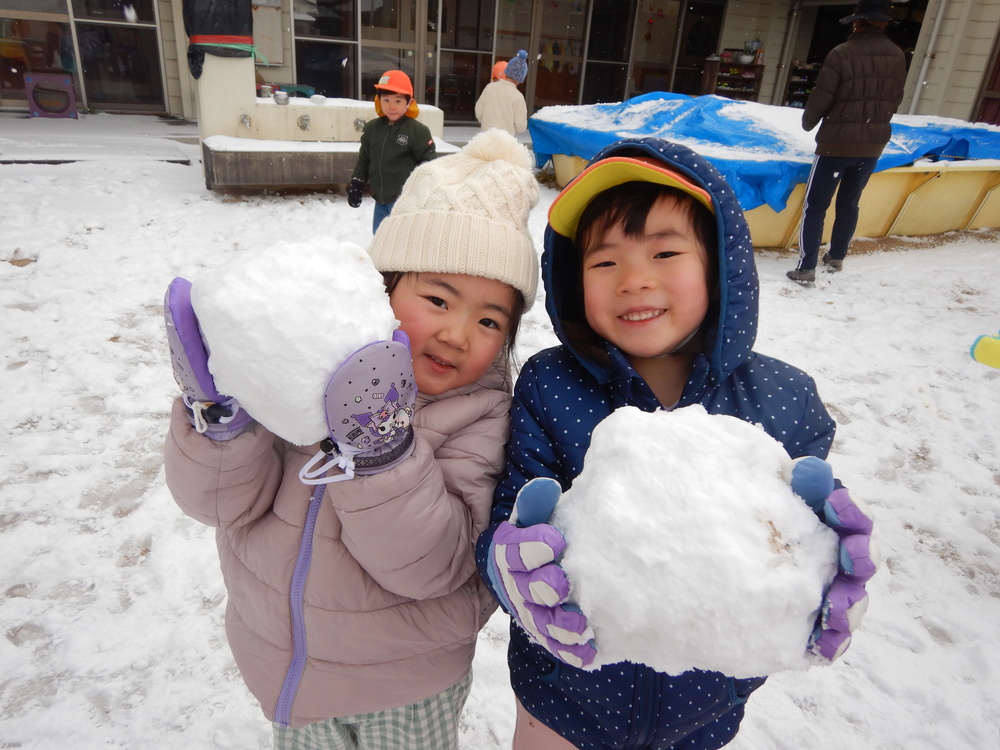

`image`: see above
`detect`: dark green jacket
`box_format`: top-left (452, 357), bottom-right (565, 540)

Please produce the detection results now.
top-left (353, 115), bottom-right (436, 204)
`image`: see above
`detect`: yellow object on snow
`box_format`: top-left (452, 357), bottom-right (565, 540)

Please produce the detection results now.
top-left (970, 333), bottom-right (1000, 369)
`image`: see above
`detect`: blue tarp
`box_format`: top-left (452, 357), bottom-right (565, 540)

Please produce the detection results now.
top-left (528, 92), bottom-right (1000, 212)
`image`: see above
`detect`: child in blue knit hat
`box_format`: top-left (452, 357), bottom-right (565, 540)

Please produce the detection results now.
top-left (476, 50), bottom-right (529, 135)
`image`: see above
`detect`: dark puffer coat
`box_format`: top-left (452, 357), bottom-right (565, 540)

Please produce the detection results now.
top-left (803, 27), bottom-right (907, 158)
top-left (353, 114), bottom-right (436, 204)
top-left (476, 138), bottom-right (837, 750)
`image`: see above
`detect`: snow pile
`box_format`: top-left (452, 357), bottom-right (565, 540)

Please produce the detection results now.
top-left (550, 405), bottom-right (838, 678)
top-left (190, 241), bottom-right (397, 445)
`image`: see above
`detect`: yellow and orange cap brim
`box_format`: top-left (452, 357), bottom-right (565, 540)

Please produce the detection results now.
top-left (548, 156), bottom-right (714, 239)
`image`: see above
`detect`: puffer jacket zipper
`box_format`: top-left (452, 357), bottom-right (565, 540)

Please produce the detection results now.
top-left (274, 482), bottom-right (326, 726)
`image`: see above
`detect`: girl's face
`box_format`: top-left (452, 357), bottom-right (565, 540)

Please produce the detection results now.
top-left (389, 272), bottom-right (516, 395)
top-left (379, 92), bottom-right (410, 123)
top-left (582, 194), bottom-right (711, 366)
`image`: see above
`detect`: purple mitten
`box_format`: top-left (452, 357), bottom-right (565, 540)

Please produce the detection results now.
top-left (319, 331), bottom-right (417, 477)
top-left (788, 456), bottom-right (878, 662)
top-left (486, 478), bottom-right (598, 669)
top-left (164, 278), bottom-right (253, 440)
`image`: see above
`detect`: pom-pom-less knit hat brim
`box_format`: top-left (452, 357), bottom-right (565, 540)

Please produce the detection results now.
top-left (368, 130), bottom-right (540, 307)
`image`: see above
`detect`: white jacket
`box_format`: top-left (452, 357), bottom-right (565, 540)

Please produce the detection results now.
top-left (475, 79), bottom-right (528, 135)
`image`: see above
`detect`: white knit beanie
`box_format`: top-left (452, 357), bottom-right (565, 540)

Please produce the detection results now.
top-left (367, 129), bottom-right (540, 308)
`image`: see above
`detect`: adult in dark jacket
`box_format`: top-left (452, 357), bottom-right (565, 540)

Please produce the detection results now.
top-left (474, 137), bottom-right (877, 750)
top-left (788, 0), bottom-right (907, 284)
top-left (348, 70), bottom-right (436, 233)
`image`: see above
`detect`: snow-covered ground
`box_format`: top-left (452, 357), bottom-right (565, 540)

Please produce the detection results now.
top-left (2, 112), bottom-right (1000, 750)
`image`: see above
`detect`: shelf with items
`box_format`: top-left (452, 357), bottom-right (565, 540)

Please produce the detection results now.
top-left (783, 62), bottom-right (820, 109)
top-left (700, 58), bottom-right (764, 102)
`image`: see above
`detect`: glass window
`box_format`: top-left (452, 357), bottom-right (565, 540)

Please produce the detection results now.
top-left (429, 50), bottom-right (488, 119)
top-left (0, 18), bottom-right (76, 99)
top-left (435, 0), bottom-right (492, 51)
top-left (72, 1), bottom-right (156, 24)
top-left (495, 0), bottom-right (530, 60)
top-left (673, 1), bottom-right (723, 96)
top-left (0, 1), bottom-right (67, 13)
top-left (360, 46), bottom-right (414, 96)
top-left (294, 0), bottom-right (355, 40)
top-left (76, 21), bottom-right (163, 110)
top-left (361, 0), bottom-right (416, 45)
top-left (582, 61), bottom-right (627, 104)
top-left (295, 39), bottom-right (356, 98)
top-left (534, 59), bottom-right (581, 109)
top-left (533, 0), bottom-right (586, 108)
top-left (588, 0), bottom-right (633, 63)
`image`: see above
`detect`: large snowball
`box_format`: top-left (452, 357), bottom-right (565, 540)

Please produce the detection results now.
top-left (550, 405), bottom-right (838, 678)
top-left (190, 241), bottom-right (397, 445)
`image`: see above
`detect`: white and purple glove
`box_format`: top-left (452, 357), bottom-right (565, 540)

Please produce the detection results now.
top-left (300, 332), bottom-right (417, 483)
top-left (486, 478), bottom-right (597, 669)
top-left (164, 278), bottom-right (254, 440)
top-left (788, 456), bottom-right (878, 662)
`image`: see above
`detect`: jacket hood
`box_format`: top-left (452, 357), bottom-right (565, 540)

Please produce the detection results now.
top-left (541, 137), bottom-right (759, 388)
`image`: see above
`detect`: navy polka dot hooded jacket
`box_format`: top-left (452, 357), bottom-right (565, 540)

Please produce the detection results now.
top-left (475, 138), bottom-right (837, 750)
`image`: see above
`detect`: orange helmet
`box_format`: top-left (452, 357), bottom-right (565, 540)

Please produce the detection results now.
top-left (373, 69), bottom-right (420, 118)
top-left (491, 60), bottom-right (508, 81)
top-left (374, 70), bottom-right (413, 98)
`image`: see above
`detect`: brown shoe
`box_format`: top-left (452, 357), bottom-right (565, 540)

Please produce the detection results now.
top-left (786, 268), bottom-right (816, 284)
top-left (822, 253), bottom-right (843, 271)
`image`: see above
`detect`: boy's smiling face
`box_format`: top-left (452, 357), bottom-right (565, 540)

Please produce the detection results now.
top-left (582, 193), bottom-right (711, 365)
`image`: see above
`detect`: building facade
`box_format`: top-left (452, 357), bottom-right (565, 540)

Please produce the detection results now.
top-left (2, 0), bottom-right (999, 125)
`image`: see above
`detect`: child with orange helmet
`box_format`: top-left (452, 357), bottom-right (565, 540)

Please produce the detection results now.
top-left (348, 70), bottom-right (437, 232)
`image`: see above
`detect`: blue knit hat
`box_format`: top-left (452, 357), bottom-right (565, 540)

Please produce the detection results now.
top-left (504, 50), bottom-right (528, 84)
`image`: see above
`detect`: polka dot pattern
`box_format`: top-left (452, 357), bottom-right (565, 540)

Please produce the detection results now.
top-left (477, 138), bottom-right (837, 750)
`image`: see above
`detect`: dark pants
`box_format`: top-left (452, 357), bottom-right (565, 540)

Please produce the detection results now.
top-left (796, 155), bottom-right (879, 271)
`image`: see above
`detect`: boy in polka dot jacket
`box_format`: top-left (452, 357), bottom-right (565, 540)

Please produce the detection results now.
top-left (476, 138), bottom-right (875, 749)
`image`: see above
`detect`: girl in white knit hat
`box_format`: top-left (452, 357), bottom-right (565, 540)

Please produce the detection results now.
top-left (163, 129), bottom-right (539, 750)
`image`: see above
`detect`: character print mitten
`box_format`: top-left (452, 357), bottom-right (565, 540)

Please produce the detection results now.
top-left (164, 277), bottom-right (254, 440)
top-left (787, 456), bottom-right (878, 662)
top-left (486, 477), bottom-right (598, 669)
top-left (299, 331), bottom-right (417, 483)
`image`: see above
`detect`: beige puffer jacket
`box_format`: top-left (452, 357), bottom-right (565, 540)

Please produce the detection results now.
top-left (163, 369), bottom-right (508, 728)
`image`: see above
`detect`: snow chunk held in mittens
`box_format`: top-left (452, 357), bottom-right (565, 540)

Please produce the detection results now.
top-left (549, 404), bottom-right (839, 678)
top-left (190, 241), bottom-right (397, 446)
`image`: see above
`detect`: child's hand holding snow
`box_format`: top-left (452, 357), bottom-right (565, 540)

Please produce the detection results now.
top-left (164, 277), bottom-right (255, 440)
top-left (787, 456), bottom-right (878, 661)
top-left (301, 330), bottom-right (417, 481)
top-left (188, 241), bottom-right (398, 447)
top-left (485, 478), bottom-right (598, 669)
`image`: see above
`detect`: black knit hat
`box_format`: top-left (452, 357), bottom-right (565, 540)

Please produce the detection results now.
top-left (840, 0), bottom-right (894, 24)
